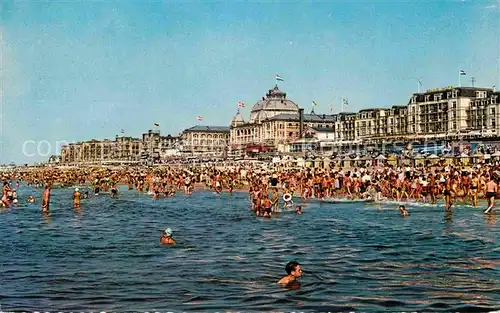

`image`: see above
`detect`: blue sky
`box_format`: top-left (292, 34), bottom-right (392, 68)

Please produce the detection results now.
top-left (1, 0), bottom-right (499, 164)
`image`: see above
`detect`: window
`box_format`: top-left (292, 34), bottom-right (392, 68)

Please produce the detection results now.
top-left (452, 101), bottom-right (457, 109)
top-left (425, 95), bottom-right (431, 102)
top-left (452, 90), bottom-right (458, 98)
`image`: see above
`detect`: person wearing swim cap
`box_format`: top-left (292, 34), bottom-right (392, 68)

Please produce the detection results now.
top-left (73, 187), bottom-right (81, 208)
top-left (160, 228), bottom-right (176, 245)
top-left (278, 261), bottom-right (303, 285)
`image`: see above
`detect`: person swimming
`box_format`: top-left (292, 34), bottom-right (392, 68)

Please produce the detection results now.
top-left (277, 261), bottom-right (303, 285)
top-left (399, 205), bottom-right (409, 216)
top-left (27, 195), bottom-right (35, 203)
top-left (160, 228), bottom-right (176, 245)
top-left (295, 205), bottom-right (303, 215)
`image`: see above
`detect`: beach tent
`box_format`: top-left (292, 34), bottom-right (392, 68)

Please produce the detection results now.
top-left (375, 154), bottom-right (386, 166)
top-left (456, 152), bottom-right (470, 165)
top-left (472, 152), bottom-right (484, 164)
top-left (387, 155), bottom-right (398, 166)
top-left (443, 154), bottom-right (455, 165)
top-left (426, 153), bottom-right (440, 166)
top-left (351, 155), bottom-right (360, 167)
top-left (492, 151), bottom-right (500, 160)
top-left (304, 158), bottom-right (314, 168)
top-left (331, 156), bottom-right (342, 169)
top-left (412, 154), bottom-right (425, 167)
top-left (342, 155), bottom-right (353, 168)
top-left (322, 157), bottom-right (331, 169)
top-left (361, 155), bottom-right (374, 167)
top-left (314, 157), bottom-right (322, 168)
top-left (296, 157), bottom-right (305, 167)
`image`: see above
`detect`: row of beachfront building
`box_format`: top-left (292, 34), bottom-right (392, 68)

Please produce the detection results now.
top-left (58, 84), bottom-right (500, 164)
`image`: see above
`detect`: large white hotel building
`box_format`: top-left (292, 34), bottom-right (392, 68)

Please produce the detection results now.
top-left (60, 84), bottom-right (499, 163)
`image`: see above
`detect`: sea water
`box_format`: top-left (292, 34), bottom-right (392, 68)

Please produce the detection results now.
top-left (1, 186), bottom-right (498, 312)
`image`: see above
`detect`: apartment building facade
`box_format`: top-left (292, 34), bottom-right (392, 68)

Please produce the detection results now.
top-left (180, 126), bottom-right (230, 156)
top-left (60, 85), bottom-right (500, 163)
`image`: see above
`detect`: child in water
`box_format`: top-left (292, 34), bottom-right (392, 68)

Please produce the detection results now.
top-left (399, 205), bottom-right (409, 216)
top-left (295, 205), bottom-right (303, 215)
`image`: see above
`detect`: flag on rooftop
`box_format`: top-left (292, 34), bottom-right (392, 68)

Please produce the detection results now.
top-left (197, 115), bottom-right (203, 121)
top-left (460, 69), bottom-right (467, 76)
top-left (275, 74), bottom-right (284, 82)
top-left (312, 101), bottom-right (319, 107)
top-left (120, 129), bottom-right (125, 134)
top-left (238, 101), bottom-right (245, 108)
top-left (342, 97), bottom-right (349, 106)
top-left (153, 122), bottom-right (160, 127)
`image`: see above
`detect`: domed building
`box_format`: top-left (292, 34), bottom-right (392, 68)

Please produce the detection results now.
top-left (229, 85), bottom-right (310, 154)
top-left (248, 85), bottom-right (300, 123)
top-left (229, 84), bottom-right (357, 155)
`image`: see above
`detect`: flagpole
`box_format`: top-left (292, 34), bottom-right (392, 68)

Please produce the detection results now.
top-left (459, 71), bottom-right (461, 87)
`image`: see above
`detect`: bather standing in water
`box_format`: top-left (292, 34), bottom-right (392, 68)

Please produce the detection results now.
top-left (2, 181), bottom-right (12, 208)
top-left (484, 176), bottom-right (497, 214)
top-left (72, 188), bottom-right (81, 208)
top-left (42, 185), bottom-right (51, 213)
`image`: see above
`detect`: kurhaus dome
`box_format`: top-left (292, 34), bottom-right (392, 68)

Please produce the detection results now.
top-left (249, 85), bottom-right (299, 123)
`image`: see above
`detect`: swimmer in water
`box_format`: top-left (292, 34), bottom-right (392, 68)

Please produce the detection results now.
top-left (27, 195), bottom-right (35, 203)
top-left (277, 261), bottom-right (303, 285)
top-left (295, 205), bottom-right (303, 215)
top-left (399, 205), bottom-right (409, 216)
top-left (160, 228), bottom-right (176, 245)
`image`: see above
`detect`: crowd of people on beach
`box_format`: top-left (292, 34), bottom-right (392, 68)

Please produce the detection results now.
top-left (2, 162), bottom-right (499, 214)
top-left (1, 162), bottom-right (499, 285)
